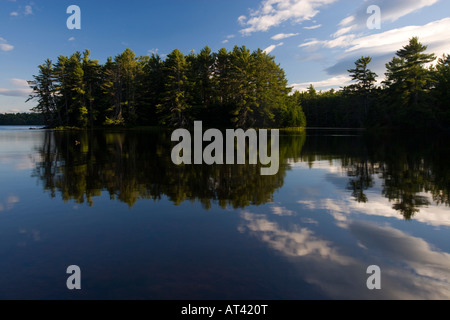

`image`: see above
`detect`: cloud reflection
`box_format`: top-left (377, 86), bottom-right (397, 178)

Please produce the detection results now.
top-left (239, 209), bottom-right (450, 299)
top-left (0, 195), bottom-right (20, 212)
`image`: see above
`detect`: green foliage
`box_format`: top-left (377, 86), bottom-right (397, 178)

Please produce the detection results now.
top-left (28, 47), bottom-right (304, 129)
top-left (383, 37), bottom-right (436, 127)
top-left (0, 112), bottom-right (44, 125)
top-left (297, 37), bottom-right (449, 131)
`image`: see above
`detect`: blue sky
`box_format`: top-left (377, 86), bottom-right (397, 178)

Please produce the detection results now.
top-left (1, 0), bottom-right (450, 113)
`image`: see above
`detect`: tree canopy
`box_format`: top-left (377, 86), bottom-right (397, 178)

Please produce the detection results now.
top-left (292, 37), bottom-right (449, 130)
top-left (27, 46), bottom-right (306, 129)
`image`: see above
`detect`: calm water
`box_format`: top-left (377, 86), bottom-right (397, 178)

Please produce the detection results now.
top-left (0, 126), bottom-right (449, 300)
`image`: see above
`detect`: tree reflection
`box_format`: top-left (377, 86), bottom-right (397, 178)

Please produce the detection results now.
top-left (33, 129), bottom-right (305, 209)
top-left (33, 128), bottom-right (450, 219)
top-left (301, 130), bottom-right (450, 220)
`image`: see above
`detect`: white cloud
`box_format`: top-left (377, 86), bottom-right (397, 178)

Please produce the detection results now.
top-left (271, 206), bottom-right (295, 216)
top-left (298, 38), bottom-right (323, 49)
top-left (290, 75), bottom-right (352, 92)
top-left (263, 42), bottom-right (284, 54)
top-left (10, 78), bottom-right (29, 87)
top-left (349, 220), bottom-right (450, 298)
top-left (0, 37), bottom-right (14, 52)
top-left (0, 78), bottom-right (32, 98)
top-left (237, 15), bottom-right (247, 26)
top-left (222, 39), bottom-right (229, 44)
top-left (298, 18), bottom-right (450, 85)
top-left (341, 18), bottom-right (450, 58)
top-left (6, 195), bottom-right (19, 210)
top-left (335, 0), bottom-right (439, 37)
top-left (0, 43), bottom-right (14, 51)
top-left (239, 0), bottom-right (337, 35)
top-left (10, 11), bottom-right (19, 16)
top-left (303, 24), bottom-right (322, 30)
top-left (339, 15), bottom-right (354, 27)
top-left (68, 37), bottom-right (75, 41)
top-left (0, 88), bottom-right (32, 97)
top-left (239, 211), bottom-right (353, 264)
top-left (271, 32), bottom-right (299, 40)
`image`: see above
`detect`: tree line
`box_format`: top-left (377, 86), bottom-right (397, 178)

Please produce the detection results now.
top-left (294, 37), bottom-right (450, 130)
top-left (27, 46), bottom-right (306, 129)
top-left (0, 112), bottom-right (44, 125)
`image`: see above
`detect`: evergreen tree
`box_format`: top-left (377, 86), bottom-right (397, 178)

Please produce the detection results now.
top-left (432, 54), bottom-right (450, 128)
top-left (82, 50), bottom-right (102, 127)
top-left (229, 45), bottom-right (256, 128)
top-left (347, 56), bottom-right (378, 116)
top-left (27, 59), bottom-right (58, 127)
top-left (158, 49), bottom-right (191, 127)
top-left (384, 37), bottom-right (436, 126)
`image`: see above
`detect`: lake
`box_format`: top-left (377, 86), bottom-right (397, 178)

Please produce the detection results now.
top-left (0, 126), bottom-right (449, 300)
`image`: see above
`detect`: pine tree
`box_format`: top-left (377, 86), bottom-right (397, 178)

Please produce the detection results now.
top-left (27, 59), bottom-right (58, 127)
top-left (384, 37), bottom-right (436, 126)
top-left (433, 54), bottom-right (450, 128)
top-left (347, 56), bottom-right (377, 116)
top-left (158, 49), bottom-right (191, 127)
top-left (82, 50), bottom-right (101, 127)
top-left (229, 45), bottom-right (256, 128)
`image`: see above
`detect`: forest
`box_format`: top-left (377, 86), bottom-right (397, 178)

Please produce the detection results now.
top-left (26, 45), bottom-right (305, 129)
top-left (0, 112), bottom-right (44, 125)
top-left (24, 37), bottom-right (450, 130)
top-left (299, 37), bottom-right (450, 130)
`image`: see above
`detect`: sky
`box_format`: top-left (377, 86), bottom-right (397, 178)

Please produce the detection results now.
top-left (1, 0), bottom-right (450, 113)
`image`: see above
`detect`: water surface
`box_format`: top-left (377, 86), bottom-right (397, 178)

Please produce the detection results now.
top-left (0, 126), bottom-right (449, 299)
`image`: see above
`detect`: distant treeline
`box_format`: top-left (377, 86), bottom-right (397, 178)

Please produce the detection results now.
top-left (298, 37), bottom-right (450, 130)
top-left (0, 112), bottom-right (44, 125)
top-left (27, 46), bottom-right (306, 129)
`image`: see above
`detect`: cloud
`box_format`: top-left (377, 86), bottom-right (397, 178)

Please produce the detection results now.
top-left (0, 88), bottom-right (32, 97)
top-left (335, 0), bottom-right (439, 37)
top-left (68, 37), bottom-right (75, 41)
top-left (239, 211), bottom-right (353, 264)
top-left (147, 48), bottom-right (167, 58)
top-left (349, 221), bottom-right (450, 298)
top-left (237, 15), bottom-right (247, 26)
top-left (297, 17), bottom-right (450, 86)
top-left (271, 32), bottom-right (299, 40)
top-left (239, 0), bottom-right (337, 35)
top-left (6, 195), bottom-right (19, 210)
top-left (9, 78), bottom-right (29, 87)
top-left (222, 39), bottom-right (229, 44)
top-left (291, 75), bottom-right (352, 92)
top-left (264, 42), bottom-right (284, 54)
top-left (0, 78), bottom-right (32, 98)
top-left (9, 4), bottom-right (34, 17)
top-left (341, 18), bottom-right (450, 57)
top-left (270, 206), bottom-right (295, 216)
top-left (148, 48), bottom-right (159, 55)
top-left (0, 37), bottom-right (14, 52)
top-left (304, 24), bottom-right (322, 30)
